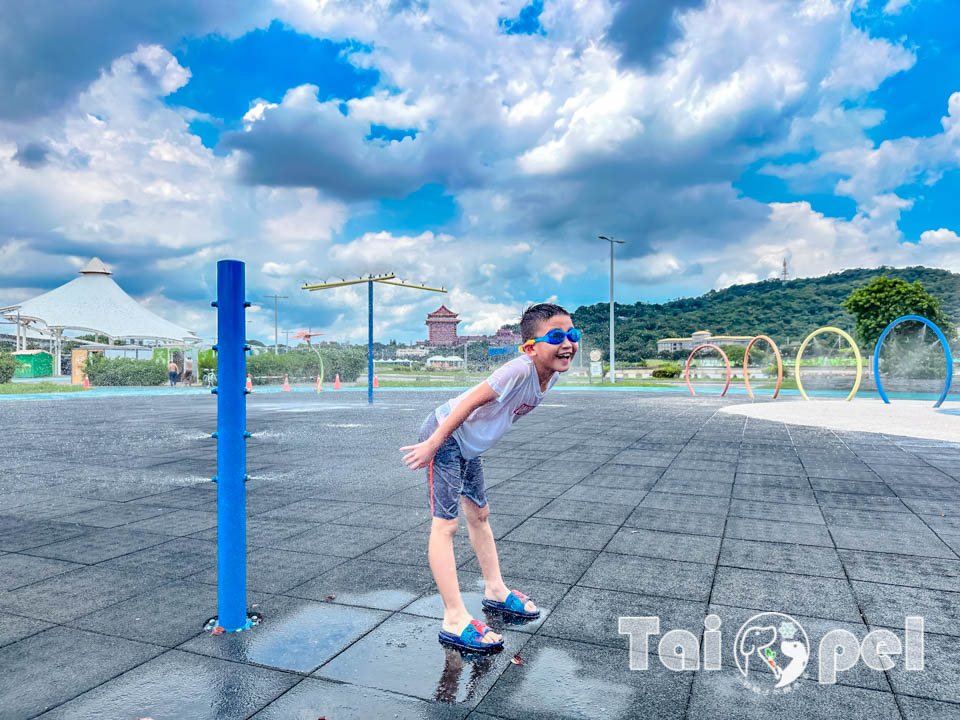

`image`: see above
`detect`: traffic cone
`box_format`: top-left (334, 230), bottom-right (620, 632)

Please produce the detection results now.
top-left (83, 374), bottom-right (90, 389)
top-left (246, 374), bottom-right (253, 392)
top-left (333, 373), bottom-right (341, 390)
top-left (282, 374), bottom-right (290, 392)
top-left (315, 374), bottom-right (322, 393)
top-left (373, 373), bottom-right (379, 388)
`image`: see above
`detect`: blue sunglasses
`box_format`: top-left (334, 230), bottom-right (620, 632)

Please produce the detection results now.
top-left (521, 328), bottom-right (581, 349)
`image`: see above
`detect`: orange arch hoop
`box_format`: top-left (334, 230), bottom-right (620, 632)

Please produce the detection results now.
top-left (743, 335), bottom-right (783, 400)
top-left (685, 344), bottom-right (731, 396)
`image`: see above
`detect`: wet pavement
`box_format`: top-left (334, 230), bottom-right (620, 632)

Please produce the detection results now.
top-left (1, 389), bottom-right (959, 718)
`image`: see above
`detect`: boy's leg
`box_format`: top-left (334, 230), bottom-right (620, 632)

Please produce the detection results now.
top-left (426, 443), bottom-right (502, 645)
top-left (461, 496), bottom-right (537, 614)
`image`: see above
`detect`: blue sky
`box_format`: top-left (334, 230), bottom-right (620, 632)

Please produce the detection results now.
top-left (2, 0), bottom-right (960, 344)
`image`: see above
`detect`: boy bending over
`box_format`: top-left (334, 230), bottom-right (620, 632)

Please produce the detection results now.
top-left (401, 303), bottom-right (579, 652)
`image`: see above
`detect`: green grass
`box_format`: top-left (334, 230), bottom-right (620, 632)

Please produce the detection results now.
top-left (0, 382), bottom-right (87, 394)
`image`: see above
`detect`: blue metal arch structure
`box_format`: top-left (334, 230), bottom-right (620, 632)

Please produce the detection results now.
top-left (872, 314), bottom-right (953, 408)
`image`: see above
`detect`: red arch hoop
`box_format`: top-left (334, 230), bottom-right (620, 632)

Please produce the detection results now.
top-left (743, 335), bottom-right (783, 400)
top-left (685, 344), bottom-right (731, 396)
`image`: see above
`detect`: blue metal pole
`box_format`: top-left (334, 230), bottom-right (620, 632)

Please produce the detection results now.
top-left (215, 259), bottom-right (248, 631)
top-left (368, 279), bottom-right (374, 404)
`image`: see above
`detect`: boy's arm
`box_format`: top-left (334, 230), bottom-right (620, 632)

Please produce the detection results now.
top-left (400, 381), bottom-right (499, 470)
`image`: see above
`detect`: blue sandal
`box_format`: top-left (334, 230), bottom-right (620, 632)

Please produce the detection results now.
top-left (438, 619), bottom-right (504, 653)
top-left (482, 590), bottom-right (540, 619)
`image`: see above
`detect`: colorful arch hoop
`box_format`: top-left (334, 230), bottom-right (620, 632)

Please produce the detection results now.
top-left (685, 344), bottom-right (731, 396)
top-left (795, 327), bottom-right (862, 402)
top-left (743, 335), bottom-right (783, 400)
top-left (872, 315), bottom-right (953, 408)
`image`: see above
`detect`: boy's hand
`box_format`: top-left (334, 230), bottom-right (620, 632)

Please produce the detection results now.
top-left (400, 439), bottom-right (439, 470)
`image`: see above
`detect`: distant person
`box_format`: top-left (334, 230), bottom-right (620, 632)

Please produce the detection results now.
top-left (400, 303), bottom-right (579, 652)
top-left (168, 359), bottom-right (178, 386)
top-left (183, 357), bottom-right (194, 386)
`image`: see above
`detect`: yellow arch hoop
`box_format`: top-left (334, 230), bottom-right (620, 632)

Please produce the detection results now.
top-left (794, 326), bottom-right (863, 402)
top-left (743, 335), bottom-right (782, 400)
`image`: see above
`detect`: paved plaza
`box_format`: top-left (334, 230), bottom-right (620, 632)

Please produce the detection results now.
top-left (1, 389), bottom-right (959, 718)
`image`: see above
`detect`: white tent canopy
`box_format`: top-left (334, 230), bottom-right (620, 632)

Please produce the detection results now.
top-left (2, 258), bottom-right (199, 374)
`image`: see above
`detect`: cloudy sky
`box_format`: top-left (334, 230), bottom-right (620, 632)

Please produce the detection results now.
top-left (3, 0), bottom-right (960, 344)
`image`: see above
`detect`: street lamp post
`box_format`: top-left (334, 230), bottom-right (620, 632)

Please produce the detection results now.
top-left (598, 235), bottom-right (625, 384)
top-left (263, 294), bottom-right (288, 355)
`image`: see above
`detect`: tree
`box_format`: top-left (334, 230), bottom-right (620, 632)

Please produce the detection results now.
top-left (720, 344), bottom-right (746, 366)
top-left (843, 276), bottom-right (955, 349)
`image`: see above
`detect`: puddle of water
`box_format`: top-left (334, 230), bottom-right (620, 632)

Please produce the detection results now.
top-left (326, 589), bottom-right (419, 611)
top-left (319, 613), bottom-right (526, 705)
top-left (503, 646), bottom-right (634, 719)
top-left (182, 603), bottom-right (387, 673)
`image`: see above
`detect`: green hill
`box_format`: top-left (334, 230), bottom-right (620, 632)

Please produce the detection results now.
top-left (572, 266), bottom-right (960, 361)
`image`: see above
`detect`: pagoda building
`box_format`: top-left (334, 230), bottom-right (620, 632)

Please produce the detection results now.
top-left (425, 305), bottom-right (461, 346)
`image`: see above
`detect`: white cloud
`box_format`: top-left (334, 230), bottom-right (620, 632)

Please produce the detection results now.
top-left (920, 228), bottom-right (960, 246)
top-left (883, 0), bottom-right (912, 15)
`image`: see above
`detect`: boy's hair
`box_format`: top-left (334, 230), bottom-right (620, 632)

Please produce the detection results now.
top-left (520, 303), bottom-right (570, 341)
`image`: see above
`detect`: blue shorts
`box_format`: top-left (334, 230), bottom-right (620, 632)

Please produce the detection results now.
top-left (419, 414), bottom-right (487, 519)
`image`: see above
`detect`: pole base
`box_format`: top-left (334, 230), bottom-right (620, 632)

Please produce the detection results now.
top-left (203, 612), bottom-right (263, 634)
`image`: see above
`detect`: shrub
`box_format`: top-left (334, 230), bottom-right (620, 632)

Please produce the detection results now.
top-left (763, 364), bottom-right (789, 379)
top-left (651, 363), bottom-right (681, 379)
top-left (0, 352), bottom-right (16, 383)
top-left (84, 354), bottom-right (168, 386)
top-left (245, 347), bottom-right (366, 384)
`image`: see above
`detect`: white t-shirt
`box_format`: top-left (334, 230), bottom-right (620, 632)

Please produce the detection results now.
top-left (434, 355), bottom-right (558, 459)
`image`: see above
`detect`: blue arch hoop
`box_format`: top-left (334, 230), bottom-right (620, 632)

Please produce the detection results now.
top-left (872, 314), bottom-right (953, 408)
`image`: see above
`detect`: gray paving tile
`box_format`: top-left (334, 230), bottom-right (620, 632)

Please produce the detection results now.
top-left (0, 565), bottom-right (169, 623)
top-left (317, 612), bottom-right (528, 708)
top-left (0, 519), bottom-right (90, 552)
top-left (249, 677), bottom-right (468, 720)
top-left (720, 538), bottom-right (845, 578)
top-left (0, 613), bottom-right (53, 648)
top-left (538, 585), bottom-right (706, 649)
top-left (886, 631), bottom-right (960, 705)
top-left (269, 523), bottom-right (402, 558)
top-left (189, 547), bottom-right (345, 592)
top-left (686, 669), bottom-right (900, 719)
top-left (122, 508), bottom-right (218, 535)
top-left (57, 502), bottom-right (173, 528)
top-left (502, 517), bottom-right (619, 551)
top-left (0, 626), bottom-right (163, 718)
top-left (534, 498), bottom-right (634, 525)
top-left (38, 649), bottom-right (299, 720)
top-left (24, 526), bottom-right (171, 564)
top-left (557, 484), bottom-right (648, 506)
top-left (624, 506), bottom-right (726, 537)
top-left (0, 552), bottom-right (84, 590)
top-left (705, 603), bottom-right (885, 691)
top-left (729, 499), bottom-right (825, 524)
top-left (460, 540), bottom-right (598, 584)
top-left (95, 537), bottom-right (217, 579)
top-left (67, 579), bottom-right (220, 647)
top-left (180, 596), bottom-right (389, 673)
top-left (724, 516), bottom-right (834, 547)
top-left (839, 549), bottom-right (960, 592)
top-left (639, 492), bottom-right (729, 514)
top-left (606, 527), bottom-right (721, 564)
top-left (288, 559), bottom-right (434, 610)
top-left (579, 552), bottom-right (714, 601)
top-left (362, 529), bottom-right (475, 568)
top-left (897, 695), bottom-right (960, 719)
top-left (852, 581), bottom-right (960, 637)
top-left (474, 634), bottom-right (692, 720)
top-left (831, 527), bottom-right (958, 558)
top-left (711, 567), bottom-right (861, 623)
